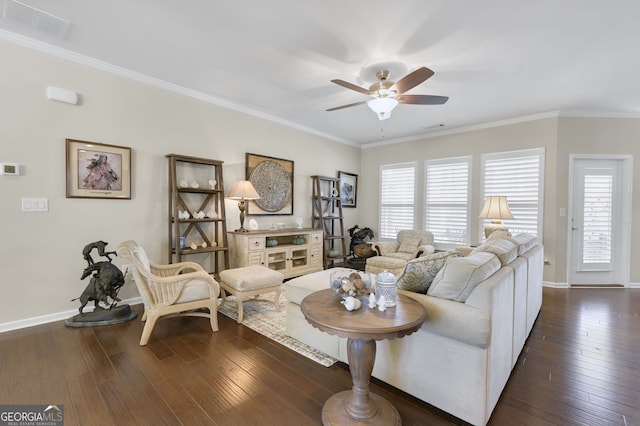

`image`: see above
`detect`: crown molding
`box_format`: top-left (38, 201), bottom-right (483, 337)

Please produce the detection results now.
top-left (0, 29), bottom-right (354, 146)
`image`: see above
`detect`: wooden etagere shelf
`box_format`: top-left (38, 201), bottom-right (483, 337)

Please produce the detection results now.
top-left (311, 175), bottom-right (348, 269)
top-left (167, 154), bottom-right (229, 279)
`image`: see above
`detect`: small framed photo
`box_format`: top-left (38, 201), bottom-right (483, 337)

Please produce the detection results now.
top-left (338, 171), bottom-right (358, 208)
top-left (66, 139), bottom-right (131, 199)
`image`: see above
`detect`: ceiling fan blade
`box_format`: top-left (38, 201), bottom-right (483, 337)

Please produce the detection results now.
top-left (330, 79), bottom-right (371, 95)
top-left (394, 67), bottom-right (435, 94)
top-left (326, 101), bottom-right (367, 112)
top-left (398, 94), bottom-right (449, 105)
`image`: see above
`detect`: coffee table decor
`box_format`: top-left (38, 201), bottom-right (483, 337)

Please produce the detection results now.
top-left (330, 270), bottom-right (372, 299)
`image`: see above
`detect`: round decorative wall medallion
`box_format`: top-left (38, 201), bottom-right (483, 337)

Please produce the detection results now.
top-left (250, 160), bottom-right (291, 212)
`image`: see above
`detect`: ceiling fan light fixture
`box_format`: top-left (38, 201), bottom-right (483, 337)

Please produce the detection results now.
top-left (367, 97), bottom-right (398, 120)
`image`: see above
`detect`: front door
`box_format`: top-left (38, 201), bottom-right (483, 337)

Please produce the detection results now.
top-left (568, 156), bottom-right (632, 286)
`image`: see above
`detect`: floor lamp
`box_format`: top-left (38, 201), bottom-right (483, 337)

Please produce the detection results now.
top-left (479, 195), bottom-right (513, 239)
top-left (228, 180), bottom-right (260, 232)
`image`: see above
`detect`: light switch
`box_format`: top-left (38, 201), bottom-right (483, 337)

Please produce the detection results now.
top-left (559, 208), bottom-right (566, 217)
top-left (22, 197), bottom-right (48, 212)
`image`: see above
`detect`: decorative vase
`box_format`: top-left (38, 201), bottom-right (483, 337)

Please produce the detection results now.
top-left (375, 270), bottom-right (397, 307)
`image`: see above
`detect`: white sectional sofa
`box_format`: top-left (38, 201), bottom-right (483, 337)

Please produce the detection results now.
top-left (284, 233), bottom-right (543, 426)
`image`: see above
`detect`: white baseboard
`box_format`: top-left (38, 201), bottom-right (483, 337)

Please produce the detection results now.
top-left (0, 297), bottom-right (143, 333)
top-left (543, 281), bottom-right (569, 288)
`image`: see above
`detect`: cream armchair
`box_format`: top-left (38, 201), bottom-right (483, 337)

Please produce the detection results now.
top-left (117, 240), bottom-right (220, 345)
top-left (366, 230), bottom-right (435, 275)
top-left (373, 230), bottom-right (435, 259)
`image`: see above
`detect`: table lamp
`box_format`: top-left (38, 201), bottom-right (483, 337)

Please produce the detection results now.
top-left (228, 180), bottom-right (260, 232)
top-left (479, 195), bottom-right (513, 239)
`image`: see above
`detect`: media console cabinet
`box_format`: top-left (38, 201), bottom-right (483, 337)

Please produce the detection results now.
top-left (228, 228), bottom-right (323, 279)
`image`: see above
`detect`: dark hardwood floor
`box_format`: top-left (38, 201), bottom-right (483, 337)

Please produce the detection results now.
top-left (1, 287), bottom-right (639, 425)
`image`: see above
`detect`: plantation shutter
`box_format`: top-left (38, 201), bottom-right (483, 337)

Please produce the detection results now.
top-left (481, 148), bottom-right (545, 237)
top-left (424, 156), bottom-right (471, 246)
top-left (379, 162), bottom-right (416, 239)
top-left (582, 173), bottom-right (613, 264)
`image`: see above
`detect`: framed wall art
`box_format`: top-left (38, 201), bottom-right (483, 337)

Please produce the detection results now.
top-left (338, 171), bottom-right (358, 208)
top-left (66, 138), bottom-right (131, 199)
top-left (246, 152), bottom-right (293, 215)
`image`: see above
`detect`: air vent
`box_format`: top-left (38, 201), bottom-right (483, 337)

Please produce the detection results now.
top-left (2, 0), bottom-right (70, 39)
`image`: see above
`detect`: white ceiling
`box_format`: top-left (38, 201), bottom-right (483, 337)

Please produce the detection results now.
top-left (2, 0), bottom-right (640, 146)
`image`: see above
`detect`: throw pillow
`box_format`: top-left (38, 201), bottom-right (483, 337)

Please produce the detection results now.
top-left (398, 235), bottom-right (422, 254)
top-left (486, 230), bottom-right (518, 246)
top-left (396, 251), bottom-right (463, 293)
top-left (428, 252), bottom-right (501, 302)
top-left (417, 244), bottom-right (436, 256)
top-left (512, 233), bottom-right (538, 255)
top-left (471, 238), bottom-right (518, 266)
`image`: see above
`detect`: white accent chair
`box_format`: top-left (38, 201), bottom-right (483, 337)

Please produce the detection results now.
top-left (117, 240), bottom-right (220, 345)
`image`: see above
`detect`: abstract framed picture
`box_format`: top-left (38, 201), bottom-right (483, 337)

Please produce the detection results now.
top-left (66, 138), bottom-right (131, 199)
top-left (338, 171), bottom-right (358, 208)
top-left (245, 152), bottom-right (294, 215)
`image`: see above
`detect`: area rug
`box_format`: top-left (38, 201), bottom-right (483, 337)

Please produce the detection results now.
top-left (218, 289), bottom-right (337, 367)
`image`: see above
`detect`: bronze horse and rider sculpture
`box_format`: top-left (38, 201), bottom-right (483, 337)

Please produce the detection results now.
top-left (72, 241), bottom-right (124, 315)
top-left (347, 225), bottom-right (376, 258)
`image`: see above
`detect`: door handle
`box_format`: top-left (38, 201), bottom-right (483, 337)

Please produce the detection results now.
top-left (571, 218), bottom-right (579, 231)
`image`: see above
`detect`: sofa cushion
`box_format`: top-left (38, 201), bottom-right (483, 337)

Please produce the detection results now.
top-left (428, 252), bottom-right (501, 302)
top-left (486, 230), bottom-right (517, 244)
top-left (285, 268), bottom-right (348, 304)
top-left (397, 251), bottom-right (463, 294)
top-left (387, 252), bottom-right (417, 261)
top-left (512, 233), bottom-right (538, 255)
top-left (472, 238), bottom-right (518, 266)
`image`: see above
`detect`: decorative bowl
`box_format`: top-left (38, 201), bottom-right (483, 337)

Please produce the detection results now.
top-left (266, 237), bottom-right (278, 247)
top-left (330, 270), bottom-right (372, 299)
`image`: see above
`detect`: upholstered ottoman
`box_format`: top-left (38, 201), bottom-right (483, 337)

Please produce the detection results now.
top-left (219, 265), bottom-right (284, 323)
top-left (365, 256), bottom-right (407, 276)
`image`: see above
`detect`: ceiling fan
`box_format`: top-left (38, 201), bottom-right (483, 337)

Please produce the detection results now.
top-left (327, 66), bottom-right (448, 120)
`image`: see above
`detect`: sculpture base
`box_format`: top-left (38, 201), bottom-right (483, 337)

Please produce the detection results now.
top-left (65, 304), bottom-right (138, 328)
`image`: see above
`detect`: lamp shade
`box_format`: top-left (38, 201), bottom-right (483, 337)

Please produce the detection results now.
top-left (228, 180), bottom-right (260, 200)
top-left (367, 97), bottom-right (399, 120)
top-left (479, 196), bottom-right (513, 220)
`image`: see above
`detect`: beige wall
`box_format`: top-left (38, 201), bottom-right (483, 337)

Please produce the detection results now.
top-left (0, 41), bottom-right (360, 325)
top-left (2, 39), bottom-right (639, 327)
top-left (555, 118), bottom-right (640, 283)
top-left (360, 117), bottom-right (640, 285)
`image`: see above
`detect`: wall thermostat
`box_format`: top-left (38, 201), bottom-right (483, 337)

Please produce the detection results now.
top-left (1, 163), bottom-right (20, 176)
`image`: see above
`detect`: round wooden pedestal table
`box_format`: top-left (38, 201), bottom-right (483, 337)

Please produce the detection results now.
top-left (301, 289), bottom-right (426, 425)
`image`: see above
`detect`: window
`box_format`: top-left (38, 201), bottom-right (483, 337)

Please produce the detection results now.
top-left (424, 156), bottom-right (471, 247)
top-left (379, 162), bottom-right (417, 239)
top-left (481, 148), bottom-right (545, 238)
top-left (582, 173), bottom-right (613, 264)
